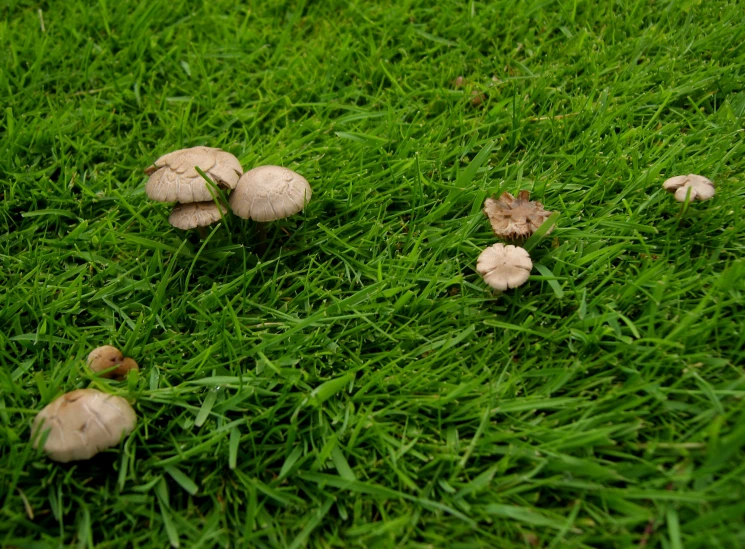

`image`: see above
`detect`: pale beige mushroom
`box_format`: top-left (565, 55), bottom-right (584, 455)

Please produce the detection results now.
top-left (662, 174), bottom-right (715, 202)
top-left (476, 243), bottom-right (533, 291)
top-left (483, 191), bottom-right (553, 240)
top-left (31, 389), bottom-right (136, 463)
top-left (145, 146), bottom-right (242, 203)
top-left (229, 165), bottom-right (312, 222)
top-left (168, 201), bottom-right (228, 230)
top-left (87, 346), bottom-right (139, 380)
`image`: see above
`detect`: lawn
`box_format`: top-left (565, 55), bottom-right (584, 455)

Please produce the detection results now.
top-left (2, 0), bottom-right (745, 547)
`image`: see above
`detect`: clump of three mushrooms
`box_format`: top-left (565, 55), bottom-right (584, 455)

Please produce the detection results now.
top-left (144, 146), bottom-right (312, 234)
top-left (31, 345), bottom-right (140, 463)
top-left (477, 190), bottom-right (553, 291)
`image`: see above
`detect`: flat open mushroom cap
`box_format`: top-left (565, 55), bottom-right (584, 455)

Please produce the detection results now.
top-left (662, 174), bottom-right (715, 202)
top-left (31, 389), bottom-right (136, 463)
top-left (168, 200), bottom-right (228, 229)
top-left (229, 165), bottom-right (312, 222)
top-left (476, 243), bottom-right (533, 291)
top-left (483, 191), bottom-right (553, 240)
top-left (145, 146), bottom-right (242, 203)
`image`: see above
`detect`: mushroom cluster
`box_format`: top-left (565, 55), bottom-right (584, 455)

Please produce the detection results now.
top-left (477, 190), bottom-right (554, 291)
top-left (662, 174), bottom-right (716, 203)
top-left (30, 344), bottom-right (141, 463)
top-left (144, 147), bottom-right (312, 240)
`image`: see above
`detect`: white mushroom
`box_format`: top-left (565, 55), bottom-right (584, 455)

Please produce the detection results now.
top-left (476, 244), bottom-right (533, 291)
top-left (229, 165), bottom-right (312, 222)
top-left (168, 201), bottom-right (228, 230)
top-left (31, 389), bottom-right (137, 463)
top-left (145, 146), bottom-right (242, 203)
top-left (662, 174), bottom-right (715, 202)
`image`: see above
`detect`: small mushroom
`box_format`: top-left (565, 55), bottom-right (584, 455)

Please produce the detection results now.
top-left (168, 200), bottom-right (228, 231)
top-left (477, 243), bottom-right (533, 291)
top-left (662, 174), bottom-right (715, 202)
top-left (87, 346), bottom-right (139, 379)
top-left (483, 191), bottom-right (553, 240)
top-left (229, 165), bottom-right (312, 222)
top-left (145, 146), bottom-right (242, 203)
top-left (31, 389), bottom-right (137, 463)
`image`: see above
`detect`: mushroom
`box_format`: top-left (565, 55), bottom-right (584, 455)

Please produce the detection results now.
top-left (31, 389), bottom-right (137, 463)
top-left (168, 200), bottom-right (228, 237)
top-left (145, 146), bottom-right (242, 203)
top-left (662, 174), bottom-right (715, 202)
top-left (229, 165), bottom-right (312, 222)
top-left (483, 190), bottom-right (553, 240)
top-left (87, 346), bottom-right (139, 380)
top-left (476, 243), bottom-right (533, 291)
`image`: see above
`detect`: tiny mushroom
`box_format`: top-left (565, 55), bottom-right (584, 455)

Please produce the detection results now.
top-left (31, 389), bottom-right (136, 463)
top-left (483, 190), bottom-right (553, 240)
top-left (477, 243), bottom-right (533, 291)
top-left (87, 345), bottom-right (139, 380)
top-left (168, 200), bottom-right (228, 231)
top-left (662, 174), bottom-right (715, 202)
top-left (229, 165), bottom-right (312, 222)
top-left (145, 146), bottom-right (242, 203)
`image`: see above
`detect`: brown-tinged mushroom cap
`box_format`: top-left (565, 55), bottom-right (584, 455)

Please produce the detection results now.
top-left (229, 165), bottom-right (312, 222)
top-left (483, 191), bottom-right (553, 240)
top-left (145, 146), bottom-right (242, 203)
top-left (662, 174), bottom-right (715, 202)
top-left (476, 243), bottom-right (533, 291)
top-left (87, 345), bottom-right (124, 377)
top-left (31, 389), bottom-right (136, 463)
top-left (168, 200), bottom-right (228, 230)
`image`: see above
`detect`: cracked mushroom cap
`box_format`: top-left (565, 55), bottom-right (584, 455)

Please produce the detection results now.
top-left (229, 165), bottom-right (312, 222)
top-left (168, 200), bottom-right (228, 230)
top-left (145, 146), bottom-right (242, 203)
top-left (483, 191), bottom-right (553, 240)
top-left (476, 243), bottom-right (533, 291)
top-left (31, 389), bottom-right (136, 463)
top-left (662, 174), bottom-right (715, 202)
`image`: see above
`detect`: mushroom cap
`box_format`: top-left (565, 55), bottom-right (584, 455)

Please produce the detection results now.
top-left (168, 200), bottom-right (228, 229)
top-left (662, 174), bottom-right (715, 202)
top-left (87, 345), bottom-right (124, 377)
top-left (476, 243), bottom-right (533, 291)
top-left (483, 191), bottom-right (553, 240)
top-left (145, 146), bottom-right (243, 203)
top-left (229, 165), bottom-right (312, 222)
top-left (31, 389), bottom-right (136, 463)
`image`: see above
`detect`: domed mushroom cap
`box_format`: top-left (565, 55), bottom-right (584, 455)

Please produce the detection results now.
top-left (229, 165), bottom-right (312, 222)
top-left (476, 244), bottom-right (533, 291)
top-left (31, 389), bottom-right (136, 463)
top-left (145, 146), bottom-right (242, 203)
top-left (168, 200), bottom-right (228, 230)
top-left (87, 345), bottom-right (124, 377)
top-left (483, 191), bottom-right (553, 240)
top-left (662, 174), bottom-right (715, 202)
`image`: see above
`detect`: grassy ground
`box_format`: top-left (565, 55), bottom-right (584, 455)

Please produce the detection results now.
top-left (2, 0), bottom-right (745, 547)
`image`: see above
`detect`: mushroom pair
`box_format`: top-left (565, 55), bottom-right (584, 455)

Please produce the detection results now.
top-left (87, 345), bottom-right (138, 380)
top-left (144, 146), bottom-right (312, 234)
top-left (477, 191), bottom-right (553, 291)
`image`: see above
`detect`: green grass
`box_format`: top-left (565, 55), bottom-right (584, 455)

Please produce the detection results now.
top-left (2, 0), bottom-right (745, 547)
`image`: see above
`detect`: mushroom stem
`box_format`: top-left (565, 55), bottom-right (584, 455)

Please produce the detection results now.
top-left (256, 222), bottom-right (267, 256)
top-left (197, 226), bottom-right (207, 240)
